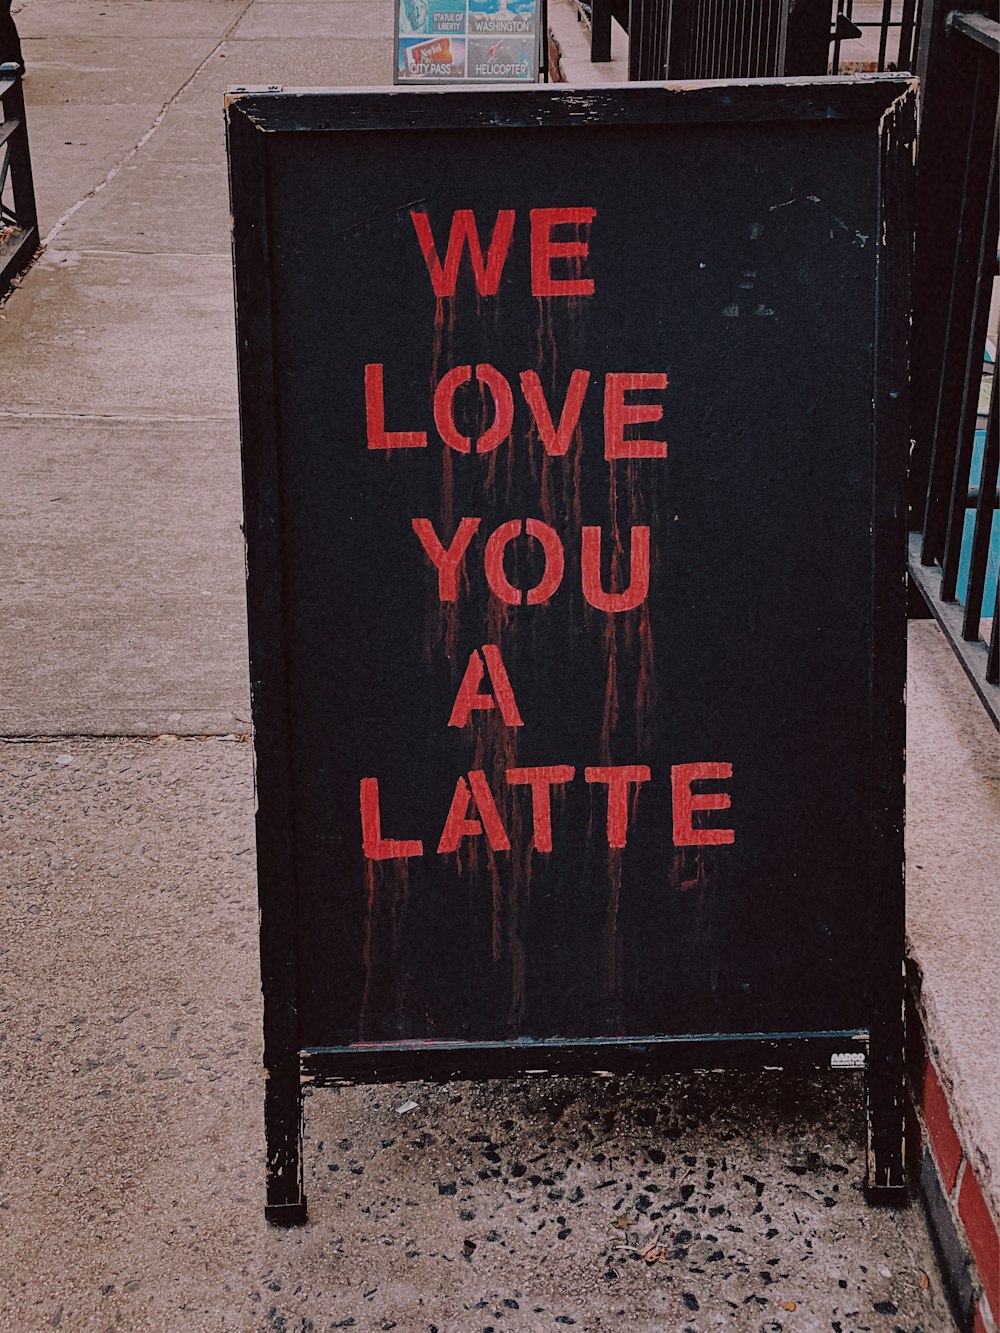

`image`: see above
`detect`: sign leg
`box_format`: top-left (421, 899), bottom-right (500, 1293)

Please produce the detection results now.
top-left (864, 1002), bottom-right (908, 1205)
top-left (264, 1057), bottom-right (307, 1226)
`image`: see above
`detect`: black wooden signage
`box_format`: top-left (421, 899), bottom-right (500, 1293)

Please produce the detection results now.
top-left (226, 79), bottom-right (915, 1225)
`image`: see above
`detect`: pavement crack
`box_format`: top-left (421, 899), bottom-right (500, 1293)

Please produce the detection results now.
top-left (40, 0), bottom-right (258, 251)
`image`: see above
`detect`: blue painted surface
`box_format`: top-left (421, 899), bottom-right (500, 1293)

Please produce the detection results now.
top-left (956, 349), bottom-right (998, 624)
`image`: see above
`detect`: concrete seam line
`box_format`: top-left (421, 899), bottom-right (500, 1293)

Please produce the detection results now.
top-left (0, 410), bottom-right (238, 423)
top-left (0, 734), bottom-right (252, 744)
top-left (40, 0), bottom-right (258, 249)
top-left (42, 249), bottom-right (234, 260)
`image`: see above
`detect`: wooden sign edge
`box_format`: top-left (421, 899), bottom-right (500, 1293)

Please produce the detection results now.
top-left (225, 78), bottom-right (916, 1224)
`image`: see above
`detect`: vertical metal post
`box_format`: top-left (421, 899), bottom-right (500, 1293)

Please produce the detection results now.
top-left (897, 0), bottom-right (920, 68)
top-left (921, 57), bottom-right (999, 570)
top-left (591, 0), bottom-right (613, 62)
top-left (961, 364), bottom-right (999, 642)
top-left (910, 1), bottom-right (999, 535)
top-left (939, 114), bottom-right (999, 601)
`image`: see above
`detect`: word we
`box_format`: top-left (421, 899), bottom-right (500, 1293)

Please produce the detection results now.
top-left (410, 207), bottom-right (596, 298)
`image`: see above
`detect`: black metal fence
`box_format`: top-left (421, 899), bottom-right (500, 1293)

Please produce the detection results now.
top-left (584, 0), bottom-right (925, 78)
top-left (570, 0), bottom-right (1000, 725)
top-left (829, 0), bottom-right (923, 73)
top-left (0, 63), bottom-right (39, 301)
top-left (908, 2), bottom-right (999, 722)
top-left (588, 0), bottom-right (792, 77)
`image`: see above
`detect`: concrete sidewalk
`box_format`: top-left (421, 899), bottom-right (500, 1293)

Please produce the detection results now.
top-left (0, 2), bottom-right (976, 1329)
top-left (2, 0), bottom-right (393, 737)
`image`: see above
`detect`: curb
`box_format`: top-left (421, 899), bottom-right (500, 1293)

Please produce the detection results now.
top-left (907, 958), bottom-right (999, 1332)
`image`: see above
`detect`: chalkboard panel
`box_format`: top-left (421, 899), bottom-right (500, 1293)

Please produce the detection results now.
top-left (226, 79), bottom-right (915, 1224)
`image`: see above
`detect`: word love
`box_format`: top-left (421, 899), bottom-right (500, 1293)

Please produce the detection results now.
top-left (361, 762), bottom-right (735, 861)
top-left (365, 364), bottom-right (669, 460)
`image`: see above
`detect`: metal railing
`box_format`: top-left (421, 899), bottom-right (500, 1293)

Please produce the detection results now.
top-left (568, 0), bottom-right (1000, 724)
top-left (0, 63), bottom-right (39, 301)
top-left (588, 0), bottom-right (791, 76)
top-left (583, 0), bottom-right (925, 77)
top-left (829, 0), bottom-right (924, 72)
top-left (908, 3), bottom-right (999, 723)
top-left (646, 0), bottom-right (789, 80)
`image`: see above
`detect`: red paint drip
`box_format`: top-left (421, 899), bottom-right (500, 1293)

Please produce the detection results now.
top-left (358, 859), bottom-right (413, 1039)
top-left (507, 832), bottom-right (534, 1029)
top-left (677, 847), bottom-right (708, 892)
top-left (631, 460), bottom-right (656, 753)
top-left (636, 599), bottom-right (655, 753)
top-left (598, 446), bottom-right (623, 760)
top-left (438, 299), bottom-right (456, 533)
top-left (467, 653), bottom-right (520, 974)
top-left (487, 843), bottom-right (503, 964)
top-left (600, 616), bottom-right (618, 764)
top-left (358, 858), bottom-right (377, 1039)
top-left (604, 846), bottom-right (623, 1024)
top-left (427, 297), bottom-right (461, 667)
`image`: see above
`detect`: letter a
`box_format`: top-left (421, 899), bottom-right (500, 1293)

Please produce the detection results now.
top-left (448, 645), bottom-right (524, 728)
top-left (438, 771), bottom-right (511, 854)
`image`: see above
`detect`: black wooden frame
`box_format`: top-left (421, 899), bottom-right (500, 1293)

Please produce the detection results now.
top-left (226, 77), bottom-right (915, 1226)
